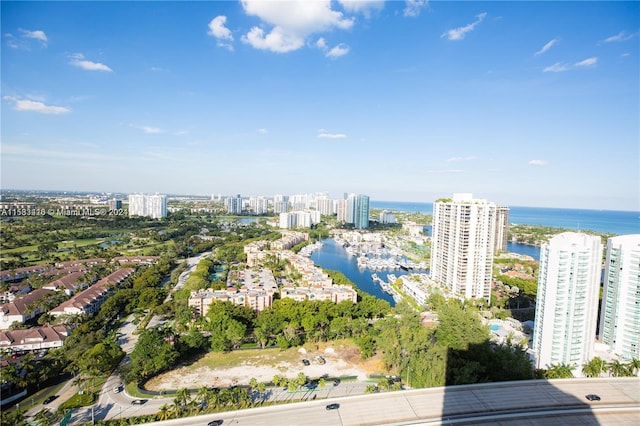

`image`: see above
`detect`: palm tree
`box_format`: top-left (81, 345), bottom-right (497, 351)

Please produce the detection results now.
top-left (581, 357), bottom-right (606, 378)
top-left (196, 386), bottom-right (210, 409)
top-left (156, 404), bottom-right (172, 421)
top-left (545, 363), bottom-right (574, 379)
top-left (173, 388), bottom-right (191, 413)
top-left (625, 358), bottom-right (640, 376)
top-left (34, 408), bottom-right (52, 426)
top-left (256, 382), bottom-right (267, 403)
top-left (607, 359), bottom-right (629, 377)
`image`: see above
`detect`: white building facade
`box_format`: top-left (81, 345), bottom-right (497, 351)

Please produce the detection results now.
top-left (532, 232), bottom-right (603, 370)
top-left (430, 193), bottom-right (496, 302)
top-left (128, 194), bottom-right (167, 219)
top-left (599, 234), bottom-right (640, 361)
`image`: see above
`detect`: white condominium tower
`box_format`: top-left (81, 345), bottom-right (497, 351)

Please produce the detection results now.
top-left (430, 193), bottom-right (497, 302)
top-left (532, 232), bottom-right (603, 370)
top-left (599, 234), bottom-right (640, 361)
top-left (128, 193), bottom-right (167, 219)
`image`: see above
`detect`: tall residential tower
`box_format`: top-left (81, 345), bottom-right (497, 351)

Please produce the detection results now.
top-left (532, 232), bottom-right (603, 369)
top-left (599, 234), bottom-right (640, 361)
top-left (430, 193), bottom-right (497, 302)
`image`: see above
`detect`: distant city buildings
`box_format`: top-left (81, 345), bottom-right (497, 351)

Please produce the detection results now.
top-left (278, 211), bottom-right (321, 229)
top-left (128, 193), bottom-right (167, 219)
top-left (532, 232), bottom-right (603, 370)
top-left (353, 195), bottom-right (370, 229)
top-left (494, 206), bottom-right (510, 253)
top-left (226, 194), bottom-right (243, 214)
top-left (379, 210), bottom-right (397, 225)
top-left (108, 198), bottom-right (122, 211)
top-left (599, 234), bottom-right (640, 361)
top-left (249, 196), bottom-right (269, 215)
top-left (430, 193), bottom-right (497, 302)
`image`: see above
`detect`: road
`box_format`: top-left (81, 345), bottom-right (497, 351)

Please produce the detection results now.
top-left (68, 377), bottom-right (639, 425)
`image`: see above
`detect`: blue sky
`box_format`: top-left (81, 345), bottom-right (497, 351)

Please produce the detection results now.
top-left (2, 1), bottom-right (638, 211)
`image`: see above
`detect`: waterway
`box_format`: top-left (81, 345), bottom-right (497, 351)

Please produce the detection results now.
top-left (506, 242), bottom-right (540, 260)
top-left (310, 239), bottom-right (428, 307)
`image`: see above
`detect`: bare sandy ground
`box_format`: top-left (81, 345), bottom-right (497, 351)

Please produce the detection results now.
top-left (146, 344), bottom-right (384, 391)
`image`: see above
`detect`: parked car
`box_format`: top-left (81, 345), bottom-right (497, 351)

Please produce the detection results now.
top-left (326, 403), bottom-right (340, 410)
top-left (131, 399), bottom-right (147, 405)
top-left (302, 359), bottom-right (310, 366)
top-left (43, 395), bottom-right (58, 404)
top-left (585, 394), bottom-right (601, 401)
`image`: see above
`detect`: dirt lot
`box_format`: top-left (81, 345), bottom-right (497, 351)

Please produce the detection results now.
top-left (145, 340), bottom-right (385, 391)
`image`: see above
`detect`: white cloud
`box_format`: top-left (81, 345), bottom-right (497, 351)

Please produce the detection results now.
top-left (130, 124), bottom-right (164, 134)
top-left (317, 130), bottom-right (347, 139)
top-left (242, 26), bottom-right (304, 53)
top-left (208, 16), bottom-right (233, 40)
top-left (240, 0), bottom-right (354, 53)
top-left (326, 43), bottom-right (350, 58)
top-left (258, 128), bottom-right (269, 134)
top-left (543, 62), bottom-right (569, 72)
top-left (529, 160), bottom-right (548, 166)
top-left (425, 169), bottom-right (464, 174)
top-left (602, 31), bottom-right (633, 43)
top-left (4, 96), bottom-right (70, 114)
top-left (314, 37), bottom-right (350, 59)
top-left (316, 37), bottom-right (327, 49)
top-left (535, 38), bottom-right (557, 56)
top-left (441, 12), bottom-right (487, 41)
top-left (574, 57), bottom-right (597, 68)
top-left (2, 143), bottom-right (124, 162)
top-left (447, 156), bottom-right (477, 162)
top-left (338, 0), bottom-right (384, 17)
top-left (403, 0), bottom-right (428, 18)
top-left (69, 53), bottom-right (113, 72)
top-left (208, 15), bottom-right (234, 50)
top-left (19, 29), bottom-right (48, 46)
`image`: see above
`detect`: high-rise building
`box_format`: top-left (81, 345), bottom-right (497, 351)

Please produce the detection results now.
top-left (249, 196), bottom-right (268, 215)
top-left (336, 199), bottom-right (348, 223)
top-left (430, 193), bottom-right (496, 301)
top-left (380, 210), bottom-right (397, 224)
top-left (226, 194), bottom-right (243, 214)
top-left (146, 194), bottom-right (167, 219)
top-left (128, 194), bottom-right (167, 219)
top-left (599, 234), bottom-right (640, 361)
top-left (317, 198), bottom-right (334, 216)
top-left (532, 232), bottom-right (603, 370)
top-left (273, 194), bottom-right (289, 214)
top-left (108, 198), bottom-right (122, 211)
top-left (494, 206), bottom-right (510, 253)
top-left (354, 194), bottom-right (370, 229)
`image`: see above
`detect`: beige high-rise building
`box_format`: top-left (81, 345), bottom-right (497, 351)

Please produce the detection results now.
top-left (494, 206), bottom-right (510, 253)
top-left (430, 193), bottom-right (497, 302)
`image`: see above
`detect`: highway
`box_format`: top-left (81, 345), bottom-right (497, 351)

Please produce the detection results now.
top-left (69, 377), bottom-right (639, 425)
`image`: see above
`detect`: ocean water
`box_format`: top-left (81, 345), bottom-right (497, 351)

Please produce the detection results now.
top-left (371, 201), bottom-right (639, 235)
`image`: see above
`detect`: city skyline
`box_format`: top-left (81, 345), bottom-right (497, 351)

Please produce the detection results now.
top-left (2, 1), bottom-right (639, 211)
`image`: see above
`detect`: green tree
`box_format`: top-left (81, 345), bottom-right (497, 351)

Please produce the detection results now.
top-left (582, 357), bottom-right (606, 378)
top-left (607, 359), bottom-right (632, 377)
top-left (156, 404), bottom-right (172, 421)
top-left (77, 339), bottom-right (124, 378)
top-left (128, 328), bottom-right (179, 381)
top-left (545, 363), bottom-right (575, 379)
